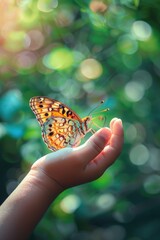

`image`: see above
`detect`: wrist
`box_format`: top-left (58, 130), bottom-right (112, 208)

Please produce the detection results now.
top-left (27, 165), bottom-right (64, 200)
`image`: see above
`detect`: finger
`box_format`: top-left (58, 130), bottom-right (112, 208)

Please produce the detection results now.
top-left (110, 118), bottom-right (124, 151)
top-left (100, 118), bottom-right (123, 165)
top-left (73, 127), bottom-right (112, 164)
top-left (110, 117), bottom-right (118, 129)
top-left (85, 119), bottom-right (123, 178)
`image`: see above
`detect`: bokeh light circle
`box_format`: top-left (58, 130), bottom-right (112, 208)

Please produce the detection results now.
top-left (79, 58), bottom-right (103, 80)
top-left (132, 20), bottom-right (152, 41)
top-left (43, 47), bottom-right (74, 70)
top-left (37, 0), bottom-right (58, 12)
top-left (129, 144), bottom-right (149, 166)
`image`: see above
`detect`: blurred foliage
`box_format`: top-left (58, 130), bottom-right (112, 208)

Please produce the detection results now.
top-left (0, 0), bottom-right (160, 239)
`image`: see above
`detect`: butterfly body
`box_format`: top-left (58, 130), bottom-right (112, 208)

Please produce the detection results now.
top-left (29, 96), bottom-right (91, 151)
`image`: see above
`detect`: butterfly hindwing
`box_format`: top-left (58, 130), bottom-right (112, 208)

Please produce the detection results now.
top-left (42, 117), bottom-right (82, 151)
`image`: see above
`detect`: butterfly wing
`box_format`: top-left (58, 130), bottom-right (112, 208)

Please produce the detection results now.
top-left (29, 96), bottom-right (87, 151)
top-left (42, 117), bottom-right (83, 151)
top-left (29, 96), bottom-right (82, 126)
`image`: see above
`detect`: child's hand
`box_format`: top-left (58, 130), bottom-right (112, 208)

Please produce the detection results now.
top-left (31, 118), bottom-right (124, 190)
top-left (0, 118), bottom-right (123, 240)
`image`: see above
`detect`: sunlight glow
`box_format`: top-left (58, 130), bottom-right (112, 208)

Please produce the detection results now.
top-left (124, 81), bottom-right (145, 102)
top-left (96, 193), bottom-right (116, 210)
top-left (37, 0), bottom-right (58, 12)
top-left (80, 58), bottom-right (103, 80)
top-left (132, 20), bottom-right (152, 41)
top-left (129, 144), bottom-right (149, 166)
top-left (43, 47), bottom-right (74, 70)
top-left (60, 194), bottom-right (81, 214)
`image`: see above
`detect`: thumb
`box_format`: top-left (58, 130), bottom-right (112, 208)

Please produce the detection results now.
top-left (75, 128), bottom-right (111, 164)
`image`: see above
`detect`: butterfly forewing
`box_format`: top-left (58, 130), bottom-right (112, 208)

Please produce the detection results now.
top-left (30, 96), bottom-right (82, 125)
top-left (29, 96), bottom-right (91, 151)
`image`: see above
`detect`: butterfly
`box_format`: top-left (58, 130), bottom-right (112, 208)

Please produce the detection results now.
top-left (29, 96), bottom-right (92, 151)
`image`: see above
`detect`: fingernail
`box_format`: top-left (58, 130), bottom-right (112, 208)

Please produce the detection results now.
top-left (117, 118), bottom-right (122, 125)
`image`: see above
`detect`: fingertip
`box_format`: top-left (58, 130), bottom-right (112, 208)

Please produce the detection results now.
top-left (109, 119), bottom-right (124, 151)
top-left (117, 118), bottom-right (123, 125)
top-left (110, 118), bottom-right (118, 129)
top-left (110, 118), bottom-right (123, 130)
top-left (113, 119), bottom-right (123, 135)
top-left (115, 118), bottom-right (123, 129)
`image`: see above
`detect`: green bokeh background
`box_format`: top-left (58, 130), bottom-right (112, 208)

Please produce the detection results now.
top-left (0, 0), bottom-right (160, 239)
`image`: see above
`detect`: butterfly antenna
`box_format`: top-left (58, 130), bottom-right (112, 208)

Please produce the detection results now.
top-left (88, 101), bottom-right (110, 133)
top-left (88, 100), bottom-right (105, 117)
top-left (91, 107), bottom-right (110, 116)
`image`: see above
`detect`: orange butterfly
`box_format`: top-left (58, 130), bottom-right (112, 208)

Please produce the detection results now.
top-left (29, 96), bottom-right (92, 151)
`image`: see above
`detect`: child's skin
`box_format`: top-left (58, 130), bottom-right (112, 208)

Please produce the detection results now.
top-left (0, 118), bottom-right (124, 240)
